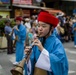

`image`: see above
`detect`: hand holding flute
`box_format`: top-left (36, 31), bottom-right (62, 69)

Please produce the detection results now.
top-left (13, 26), bottom-right (19, 31)
top-left (25, 35), bottom-right (44, 60)
top-left (9, 25), bottom-right (19, 36)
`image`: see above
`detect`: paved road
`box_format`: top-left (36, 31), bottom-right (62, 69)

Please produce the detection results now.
top-left (63, 42), bottom-right (76, 75)
top-left (0, 41), bottom-right (76, 75)
top-left (0, 52), bottom-right (15, 75)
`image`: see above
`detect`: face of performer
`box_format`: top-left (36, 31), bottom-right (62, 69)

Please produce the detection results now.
top-left (16, 20), bottom-right (21, 25)
top-left (38, 21), bottom-right (51, 38)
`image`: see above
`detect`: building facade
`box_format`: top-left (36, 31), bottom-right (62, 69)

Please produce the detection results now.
top-left (60, 0), bottom-right (76, 16)
top-left (11, 0), bottom-right (41, 18)
top-left (0, 0), bottom-right (11, 18)
top-left (1, 0), bottom-right (76, 18)
top-left (43, 0), bottom-right (76, 16)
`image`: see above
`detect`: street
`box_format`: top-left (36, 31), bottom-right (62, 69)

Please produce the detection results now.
top-left (63, 41), bottom-right (76, 75)
top-left (0, 41), bottom-right (76, 75)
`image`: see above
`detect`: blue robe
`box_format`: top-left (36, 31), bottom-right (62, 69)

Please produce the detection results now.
top-left (13, 24), bottom-right (26, 62)
top-left (73, 22), bottom-right (76, 45)
top-left (25, 33), bottom-right (69, 75)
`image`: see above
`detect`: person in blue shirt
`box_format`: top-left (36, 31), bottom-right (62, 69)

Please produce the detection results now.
top-left (4, 20), bottom-right (14, 54)
top-left (24, 10), bottom-right (69, 75)
top-left (12, 17), bottom-right (26, 65)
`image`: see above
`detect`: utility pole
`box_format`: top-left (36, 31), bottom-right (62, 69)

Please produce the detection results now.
top-left (10, 0), bottom-right (14, 18)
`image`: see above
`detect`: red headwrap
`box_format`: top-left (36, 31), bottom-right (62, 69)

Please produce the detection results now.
top-left (38, 11), bottom-right (59, 27)
top-left (15, 17), bottom-right (23, 21)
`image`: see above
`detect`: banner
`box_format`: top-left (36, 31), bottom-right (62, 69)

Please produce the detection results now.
top-left (0, 0), bottom-right (10, 4)
top-left (13, 0), bottom-right (32, 5)
top-left (13, 0), bottom-right (20, 4)
top-left (20, 0), bottom-right (32, 5)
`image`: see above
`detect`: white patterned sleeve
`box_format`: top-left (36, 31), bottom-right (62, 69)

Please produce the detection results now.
top-left (35, 48), bottom-right (52, 71)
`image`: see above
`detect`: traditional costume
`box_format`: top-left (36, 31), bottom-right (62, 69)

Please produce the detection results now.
top-left (24, 11), bottom-right (68, 75)
top-left (72, 22), bottom-right (76, 47)
top-left (12, 17), bottom-right (26, 64)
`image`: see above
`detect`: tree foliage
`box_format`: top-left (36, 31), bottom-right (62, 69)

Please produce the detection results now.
top-left (0, 18), bottom-right (16, 36)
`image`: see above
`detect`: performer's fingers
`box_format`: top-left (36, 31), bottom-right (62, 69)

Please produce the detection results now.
top-left (25, 46), bottom-right (32, 54)
top-left (25, 49), bottom-right (30, 54)
top-left (26, 46), bottom-right (31, 48)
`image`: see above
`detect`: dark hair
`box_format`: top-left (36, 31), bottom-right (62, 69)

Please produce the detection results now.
top-left (48, 24), bottom-right (54, 33)
top-left (5, 20), bottom-right (10, 24)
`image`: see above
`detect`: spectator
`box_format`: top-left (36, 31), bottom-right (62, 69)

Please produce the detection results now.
top-left (4, 20), bottom-right (14, 54)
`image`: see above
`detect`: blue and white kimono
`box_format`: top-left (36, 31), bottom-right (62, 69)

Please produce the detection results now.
top-left (25, 33), bottom-right (69, 75)
top-left (72, 22), bottom-right (76, 45)
top-left (13, 24), bottom-right (26, 62)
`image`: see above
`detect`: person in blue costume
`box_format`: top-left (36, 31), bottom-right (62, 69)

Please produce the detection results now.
top-left (12, 17), bottom-right (26, 65)
top-left (24, 10), bottom-right (69, 75)
top-left (72, 20), bottom-right (76, 48)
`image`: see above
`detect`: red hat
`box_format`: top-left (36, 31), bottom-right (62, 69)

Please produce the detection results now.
top-left (38, 11), bottom-right (59, 27)
top-left (15, 17), bottom-right (23, 21)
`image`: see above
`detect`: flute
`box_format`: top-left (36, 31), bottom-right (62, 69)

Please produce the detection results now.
top-left (10, 42), bottom-right (34, 75)
top-left (9, 26), bottom-right (19, 47)
top-left (10, 34), bottom-right (40, 75)
top-left (25, 33), bottom-right (40, 61)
